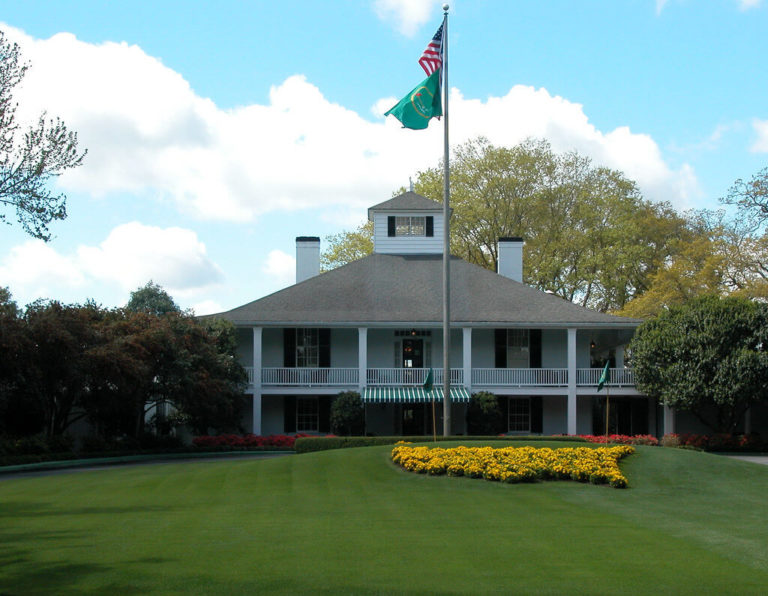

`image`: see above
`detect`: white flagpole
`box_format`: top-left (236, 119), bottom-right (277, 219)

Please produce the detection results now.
top-left (441, 4), bottom-right (451, 437)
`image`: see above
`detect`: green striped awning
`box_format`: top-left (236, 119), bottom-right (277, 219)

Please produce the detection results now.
top-left (362, 386), bottom-right (471, 403)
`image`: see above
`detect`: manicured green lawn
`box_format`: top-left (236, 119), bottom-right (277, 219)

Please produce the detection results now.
top-left (1, 441), bottom-right (768, 594)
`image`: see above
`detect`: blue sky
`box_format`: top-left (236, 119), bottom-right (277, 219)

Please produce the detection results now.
top-left (1, 0), bottom-right (767, 314)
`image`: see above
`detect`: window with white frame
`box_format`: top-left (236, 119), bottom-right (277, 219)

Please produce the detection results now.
top-left (508, 397), bottom-right (531, 432)
top-left (395, 216), bottom-right (426, 236)
top-left (296, 397), bottom-right (319, 432)
top-left (296, 328), bottom-right (319, 368)
top-left (507, 329), bottom-right (530, 368)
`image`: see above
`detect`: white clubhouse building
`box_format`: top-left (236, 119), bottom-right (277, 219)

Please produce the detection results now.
top-left (215, 192), bottom-right (671, 437)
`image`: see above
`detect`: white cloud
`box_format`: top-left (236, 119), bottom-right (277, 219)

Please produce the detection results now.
top-left (262, 250), bottom-right (295, 288)
top-left (0, 223), bottom-right (223, 306)
top-left (373, 0), bottom-right (443, 37)
top-left (751, 119), bottom-right (768, 152)
top-left (657, 0), bottom-right (762, 13)
top-left (190, 299), bottom-right (225, 316)
top-left (3, 24), bottom-right (697, 220)
top-left (0, 241), bottom-right (87, 303)
top-left (447, 85), bottom-right (700, 208)
top-left (77, 222), bottom-right (224, 293)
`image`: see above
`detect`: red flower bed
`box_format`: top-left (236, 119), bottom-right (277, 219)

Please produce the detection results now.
top-left (192, 434), bottom-right (310, 449)
top-left (663, 433), bottom-right (766, 452)
top-left (579, 434), bottom-right (659, 446)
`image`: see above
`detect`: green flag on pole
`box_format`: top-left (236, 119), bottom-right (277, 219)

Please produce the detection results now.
top-left (385, 69), bottom-right (442, 130)
top-left (423, 367), bottom-right (434, 392)
top-left (597, 361), bottom-right (610, 392)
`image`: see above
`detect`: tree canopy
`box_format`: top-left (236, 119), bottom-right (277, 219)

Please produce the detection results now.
top-left (322, 137), bottom-right (688, 312)
top-left (126, 281), bottom-right (182, 316)
top-left (0, 288), bottom-right (247, 439)
top-left (0, 30), bottom-right (86, 241)
top-left (630, 295), bottom-right (768, 433)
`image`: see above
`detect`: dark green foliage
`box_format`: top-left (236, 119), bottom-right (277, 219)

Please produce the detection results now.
top-left (329, 391), bottom-right (365, 436)
top-left (466, 391), bottom-right (505, 435)
top-left (0, 288), bottom-right (247, 440)
top-left (631, 295), bottom-right (768, 433)
top-left (126, 281), bottom-right (181, 315)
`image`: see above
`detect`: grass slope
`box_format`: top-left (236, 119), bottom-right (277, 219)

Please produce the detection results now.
top-left (1, 441), bottom-right (767, 595)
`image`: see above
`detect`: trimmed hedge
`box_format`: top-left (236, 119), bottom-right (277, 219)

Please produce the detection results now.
top-left (0, 444), bottom-right (291, 468)
top-left (294, 435), bottom-right (587, 454)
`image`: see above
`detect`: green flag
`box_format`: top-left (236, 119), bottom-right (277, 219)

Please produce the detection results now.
top-left (423, 367), bottom-right (434, 392)
top-left (385, 69), bottom-right (442, 130)
top-left (597, 361), bottom-right (610, 392)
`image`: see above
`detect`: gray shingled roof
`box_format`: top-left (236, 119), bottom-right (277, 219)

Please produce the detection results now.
top-left (214, 253), bottom-right (641, 328)
top-left (367, 191), bottom-right (443, 220)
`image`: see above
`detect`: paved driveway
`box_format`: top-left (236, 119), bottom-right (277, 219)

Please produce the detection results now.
top-left (725, 455), bottom-right (768, 466)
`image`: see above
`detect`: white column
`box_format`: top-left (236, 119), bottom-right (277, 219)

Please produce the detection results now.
top-left (252, 327), bottom-right (262, 436)
top-left (358, 327), bottom-right (367, 392)
top-left (462, 327), bottom-right (472, 390)
top-left (567, 328), bottom-right (577, 436)
top-left (615, 345), bottom-right (624, 368)
top-left (663, 404), bottom-right (675, 435)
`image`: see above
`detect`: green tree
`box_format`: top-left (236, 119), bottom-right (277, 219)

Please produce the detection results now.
top-left (126, 281), bottom-right (181, 316)
top-left (0, 288), bottom-right (39, 435)
top-left (321, 221), bottom-right (374, 271)
top-left (721, 167), bottom-right (768, 224)
top-left (330, 391), bottom-right (365, 436)
top-left (21, 300), bottom-right (106, 437)
top-left (466, 391), bottom-right (505, 435)
top-left (321, 137), bottom-right (688, 312)
top-left (0, 30), bottom-right (86, 241)
top-left (630, 295), bottom-right (768, 433)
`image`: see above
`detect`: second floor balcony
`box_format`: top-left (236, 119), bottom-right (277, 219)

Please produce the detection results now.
top-left (245, 366), bottom-right (636, 390)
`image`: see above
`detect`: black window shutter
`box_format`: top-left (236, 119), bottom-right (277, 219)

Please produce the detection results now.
top-left (426, 216), bottom-right (434, 237)
top-left (319, 397), bottom-right (331, 433)
top-left (284, 396), bottom-right (297, 433)
top-left (530, 329), bottom-right (542, 368)
top-left (283, 329), bottom-right (296, 367)
top-left (494, 329), bottom-right (507, 368)
top-left (501, 396), bottom-right (510, 434)
top-left (531, 396), bottom-right (543, 434)
top-left (319, 329), bottom-right (331, 367)
top-left (387, 216), bottom-right (396, 237)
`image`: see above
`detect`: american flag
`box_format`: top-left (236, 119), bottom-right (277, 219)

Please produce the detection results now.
top-left (418, 23), bottom-right (444, 76)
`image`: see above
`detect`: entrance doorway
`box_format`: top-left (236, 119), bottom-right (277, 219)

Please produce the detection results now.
top-left (592, 397), bottom-right (648, 435)
top-left (402, 339), bottom-right (423, 368)
top-left (401, 403), bottom-right (436, 435)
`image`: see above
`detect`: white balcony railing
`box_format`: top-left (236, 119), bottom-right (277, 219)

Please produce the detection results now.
top-left (366, 368), bottom-right (463, 386)
top-left (244, 366), bottom-right (635, 389)
top-left (472, 368), bottom-right (568, 387)
top-left (577, 367), bottom-right (635, 387)
top-left (262, 367), bottom-right (359, 386)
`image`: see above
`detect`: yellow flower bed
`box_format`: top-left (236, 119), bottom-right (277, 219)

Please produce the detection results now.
top-left (391, 444), bottom-right (634, 488)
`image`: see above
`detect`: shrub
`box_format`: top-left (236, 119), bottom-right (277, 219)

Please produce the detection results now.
top-left (191, 434), bottom-right (305, 449)
top-left (295, 434), bottom-right (587, 454)
top-left (466, 392), bottom-right (505, 435)
top-left (579, 434), bottom-right (659, 446)
top-left (330, 391), bottom-right (365, 436)
top-left (661, 433), bottom-right (680, 448)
